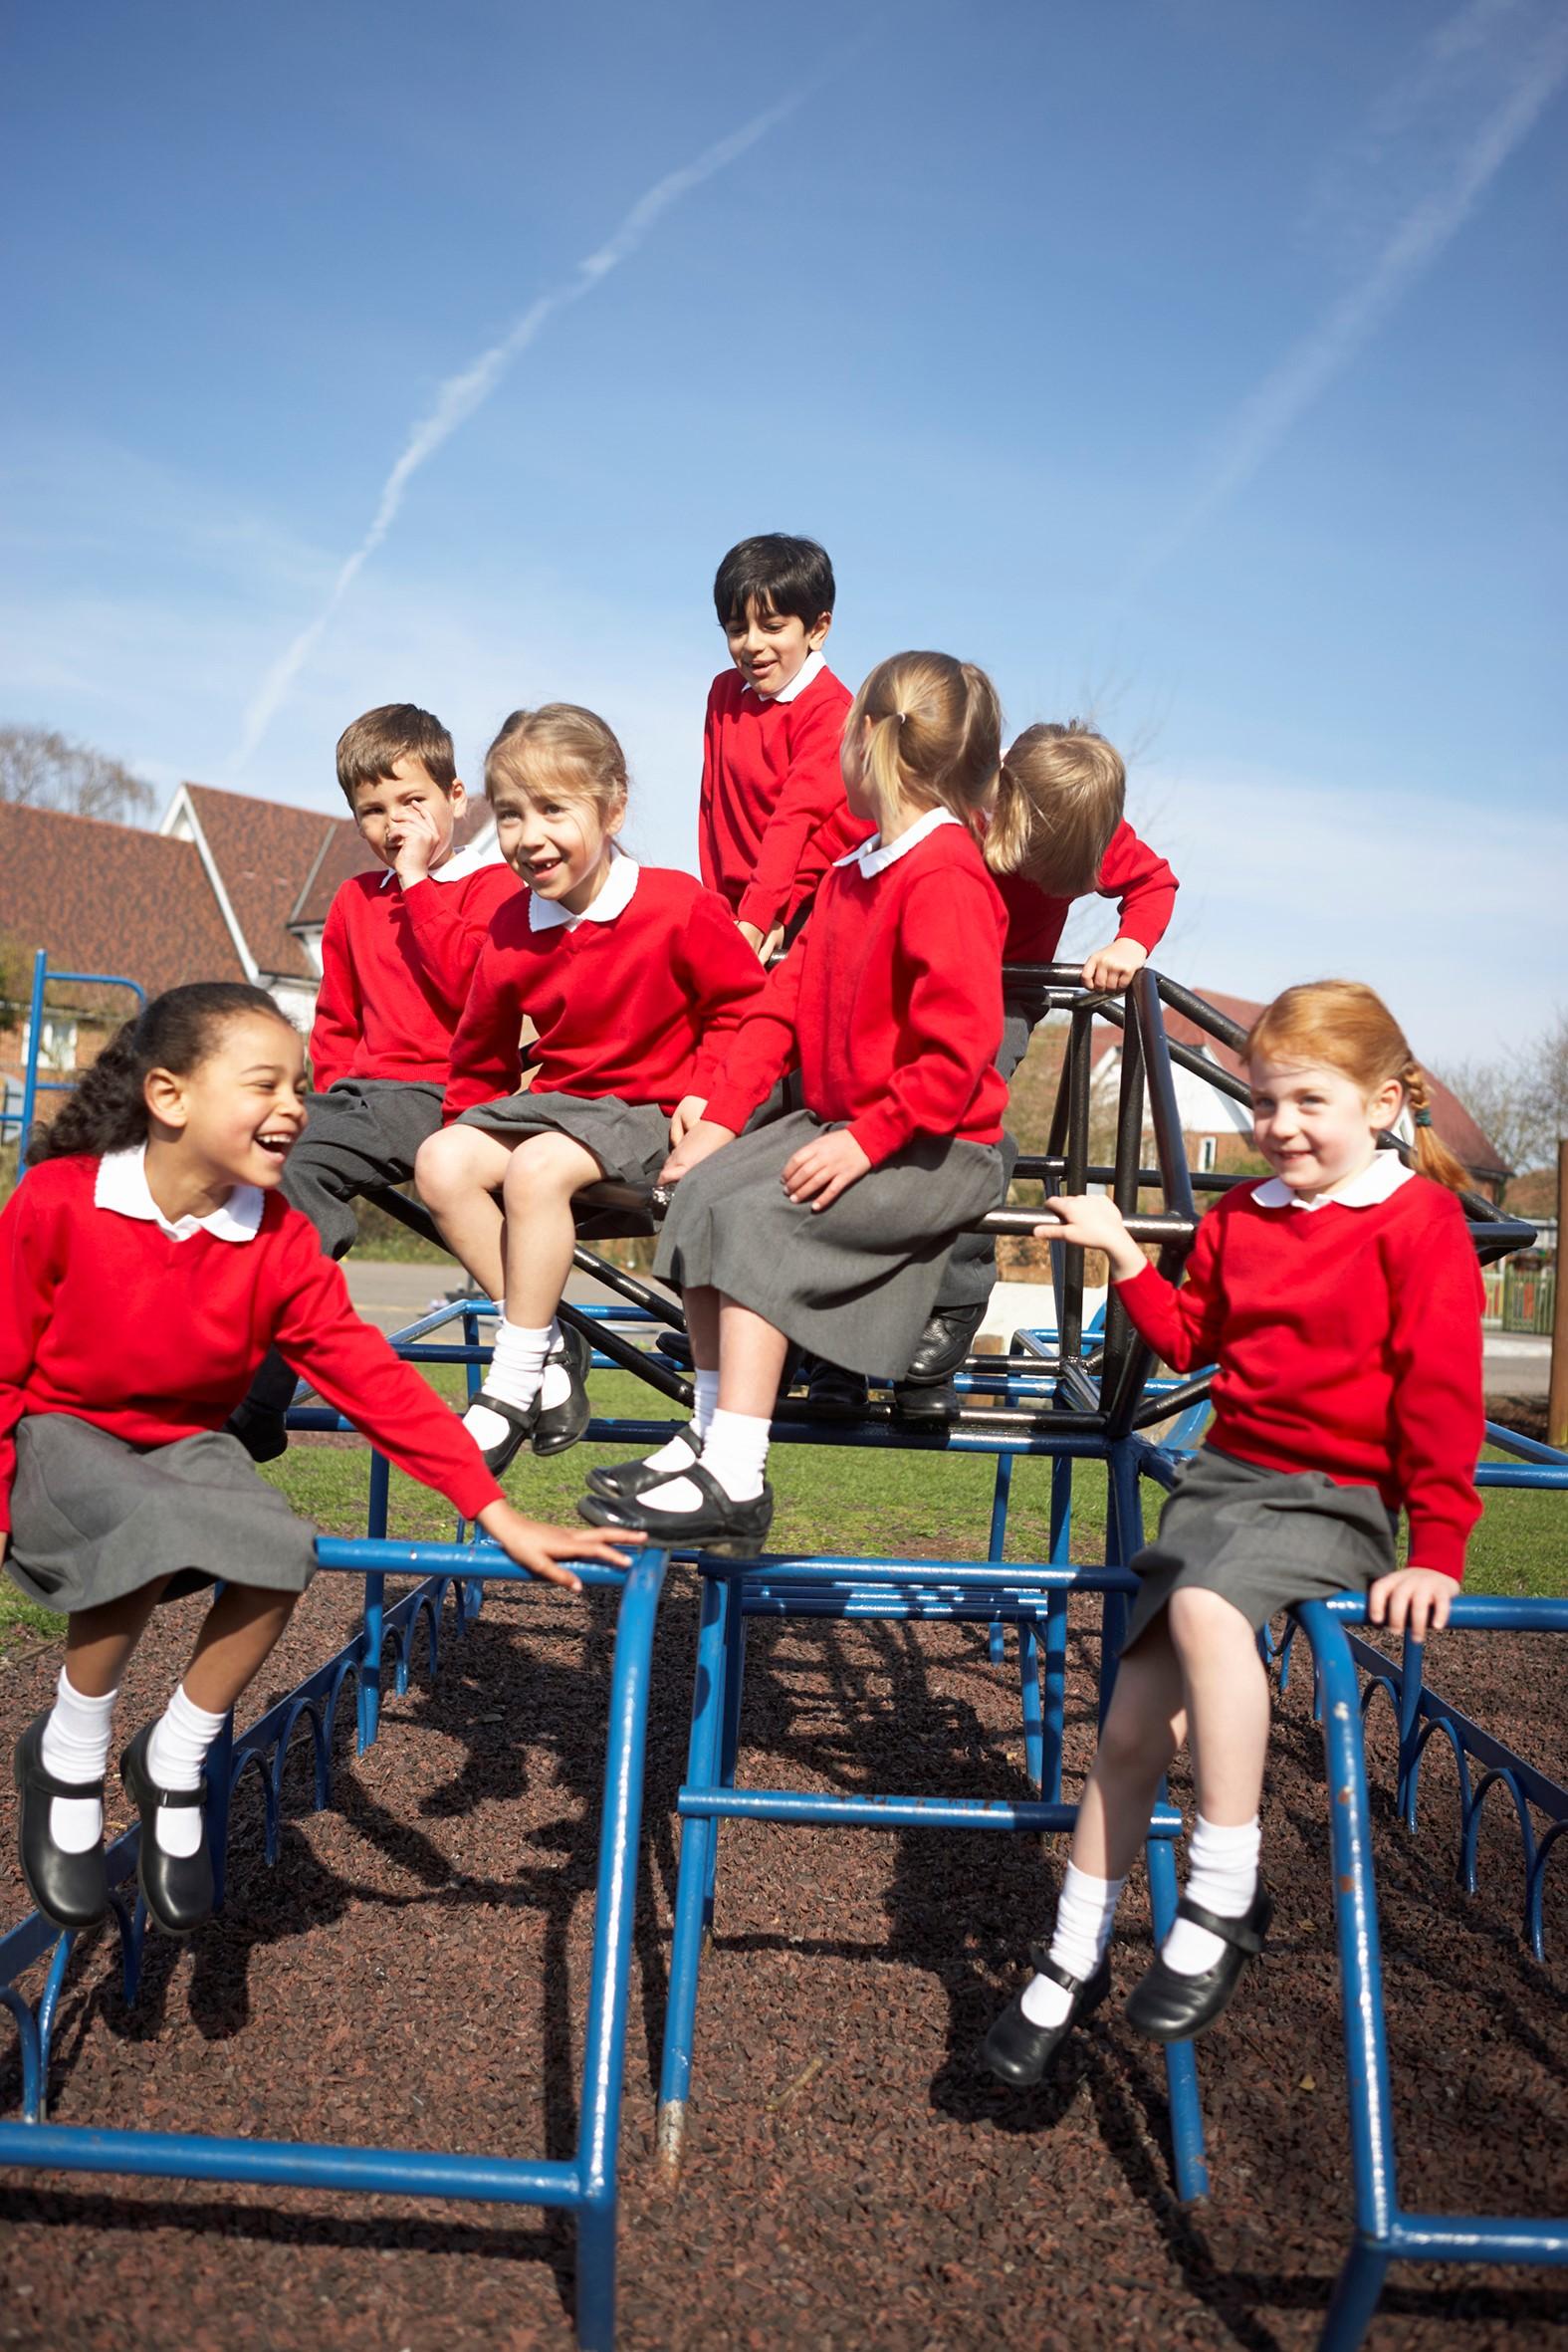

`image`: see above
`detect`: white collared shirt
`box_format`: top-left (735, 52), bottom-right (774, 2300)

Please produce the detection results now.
top-left (528, 848), bottom-right (641, 932)
top-left (95, 1144), bottom-right (264, 1245)
top-left (1253, 1148), bottom-right (1416, 1215)
top-left (746, 647), bottom-right (827, 706)
top-left (833, 805), bottom-right (961, 881)
top-left (380, 838), bottom-right (508, 891)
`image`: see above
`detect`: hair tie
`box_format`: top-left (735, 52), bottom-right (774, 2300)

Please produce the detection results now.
top-left (1414, 1108), bottom-right (1433, 1127)
top-left (894, 709), bottom-right (907, 725)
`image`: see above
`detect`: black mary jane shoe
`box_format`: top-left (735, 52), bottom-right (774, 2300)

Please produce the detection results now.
top-left (1124, 1880), bottom-right (1273, 2043)
top-left (982, 1950), bottom-right (1111, 2088)
top-left (578, 1463), bottom-right (775, 1555)
top-left (13, 1714), bottom-right (110, 1933)
top-left (462, 1388), bottom-right (538, 1478)
top-left (587, 1427), bottom-right (701, 1504)
top-left (531, 1322), bottom-right (593, 1457)
top-left (904, 1298), bottom-right (989, 1386)
top-left (803, 1359), bottom-right (869, 1414)
top-left (119, 1723), bottom-right (214, 1938)
top-left (892, 1375), bottom-right (961, 1424)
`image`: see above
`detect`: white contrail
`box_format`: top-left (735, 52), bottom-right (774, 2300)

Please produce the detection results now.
top-left (1122, 4), bottom-right (1568, 594)
top-left (232, 93), bottom-right (803, 771)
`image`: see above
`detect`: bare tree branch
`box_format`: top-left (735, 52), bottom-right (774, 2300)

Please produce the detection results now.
top-left (0, 724), bottom-right (155, 823)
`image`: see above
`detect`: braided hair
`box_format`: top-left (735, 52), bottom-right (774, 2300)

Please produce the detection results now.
top-left (28, 983), bottom-right (292, 1165)
top-left (1242, 981), bottom-right (1470, 1193)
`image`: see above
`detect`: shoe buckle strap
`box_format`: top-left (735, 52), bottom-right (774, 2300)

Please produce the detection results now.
top-left (1175, 1894), bottom-right (1265, 1954)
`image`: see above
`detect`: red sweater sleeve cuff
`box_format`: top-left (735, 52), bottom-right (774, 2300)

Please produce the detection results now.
top-left (1116, 900), bottom-right (1173, 953)
top-left (1403, 1517), bottom-right (1466, 1582)
top-left (736, 879), bottom-right (785, 933)
top-left (451, 1464), bottom-right (505, 1520)
top-left (846, 1106), bottom-right (910, 1167)
top-left (700, 1084), bottom-right (754, 1135)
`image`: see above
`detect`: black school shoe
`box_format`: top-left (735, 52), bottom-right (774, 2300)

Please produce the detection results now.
top-left (13, 1714), bottom-right (110, 1933)
top-left (532, 1322), bottom-right (593, 1457)
top-left (982, 1950), bottom-right (1112, 2088)
top-left (587, 1426), bottom-right (700, 1504)
top-left (903, 1299), bottom-right (989, 1385)
top-left (803, 1359), bottom-right (869, 1414)
top-left (119, 1723), bottom-right (214, 1938)
top-left (1124, 1879), bottom-right (1273, 2043)
top-left (462, 1389), bottom-right (537, 1478)
top-left (578, 1462), bottom-right (775, 1553)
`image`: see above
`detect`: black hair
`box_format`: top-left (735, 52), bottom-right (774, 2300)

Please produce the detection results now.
top-left (712, 535), bottom-right (835, 631)
top-left (28, 982), bottom-right (293, 1164)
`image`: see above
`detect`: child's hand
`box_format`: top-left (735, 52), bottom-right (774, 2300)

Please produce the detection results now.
top-left (1081, 936), bottom-right (1149, 991)
top-left (669, 1094), bottom-right (708, 1147)
top-left (387, 797), bottom-right (444, 886)
top-left (783, 1127), bottom-right (871, 1211)
top-left (1034, 1193), bottom-right (1147, 1281)
top-left (660, 1119), bottom-right (736, 1185)
top-left (736, 920), bottom-right (784, 963)
top-left (476, 1500), bottom-right (630, 1590)
top-left (1367, 1566), bottom-right (1456, 1640)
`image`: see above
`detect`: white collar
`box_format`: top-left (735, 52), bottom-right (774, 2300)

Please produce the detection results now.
top-left (380, 839), bottom-right (507, 890)
top-left (528, 847), bottom-right (640, 931)
top-left (1252, 1149), bottom-right (1416, 1215)
top-left (833, 805), bottom-right (960, 880)
top-left (746, 646), bottom-right (827, 705)
top-left (96, 1145), bottom-right (264, 1244)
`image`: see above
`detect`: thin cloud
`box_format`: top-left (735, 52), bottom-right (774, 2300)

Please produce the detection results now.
top-left (1122, 1), bottom-right (1568, 594)
top-left (231, 92), bottom-right (805, 772)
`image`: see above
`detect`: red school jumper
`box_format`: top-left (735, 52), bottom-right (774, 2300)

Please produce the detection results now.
top-left (1115, 1166), bottom-right (1485, 1579)
top-left (443, 862), bottom-right (767, 1120)
top-left (704, 815), bottom-right (1010, 1167)
top-left (996, 821), bottom-right (1178, 965)
top-left (698, 660), bottom-right (858, 935)
top-left (310, 847), bottom-right (521, 1090)
top-left (0, 1154), bottom-right (504, 1536)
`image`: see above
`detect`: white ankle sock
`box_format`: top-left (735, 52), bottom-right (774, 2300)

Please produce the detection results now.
top-left (638, 1372), bottom-right (720, 1477)
top-left (464, 1318), bottom-right (556, 1451)
top-left (40, 1670), bottom-right (116, 1853)
top-left (1163, 1812), bottom-right (1261, 1976)
top-left (641, 1406), bottom-right (772, 1514)
top-left (145, 1685), bottom-right (227, 1858)
top-left (1021, 1864), bottom-right (1126, 2027)
top-left (692, 1368), bottom-right (720, 1441)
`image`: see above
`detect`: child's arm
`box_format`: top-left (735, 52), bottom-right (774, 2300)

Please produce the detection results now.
top-left (1369, 1193), bottom-right (1485, 1626)
top-left (674, 939), bottom-right (808, 1173)
top-left (442, 937), bottom-right (526, 1119)
top-left (309, 898), bottom-right (362, 1093)
top-left (735, 688), bottom-right (852, 942)
top-left (671, 891), bottom-right (773, 1139)
top-left (1038, 1191), bottom-right (1228, 1372)
top-left (0, 1179), bottom-right (61, 1552)
top-left (1080, 823), bottom-right (1180, 992)
top-left (840, 869), bottom-right (1005, 1168)
top-left (398, 861), bottom-right (519, 1016)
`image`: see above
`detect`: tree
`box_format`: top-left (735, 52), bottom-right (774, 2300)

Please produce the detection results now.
top-left (0, 724), bottom-right (154, 823)
top-left (1442, 1014), bottom-right (1568, 1203)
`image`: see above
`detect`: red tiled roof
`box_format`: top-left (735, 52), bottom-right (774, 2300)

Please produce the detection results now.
top-left (183, 784), bottom-right (376, 981)
top-left (1094, 985), bottom-right (1511, 1182)
top-left (0, 801), bottom-right (247, 1006)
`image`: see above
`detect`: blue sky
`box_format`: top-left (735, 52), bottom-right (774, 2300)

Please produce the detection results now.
top-left (3, 0), bottom-right (1565, 1060)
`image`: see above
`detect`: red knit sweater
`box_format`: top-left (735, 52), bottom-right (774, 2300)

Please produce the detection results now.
top-left (443, 865), bottom-right (767, 1120)
top-left (997, 820), bottom-right (1178, 965)
top-left (698, 665), bottom-right (858, 933)
top-left (0, 1157), bottom-right (503, 1535)
top-left (704, 818), bottom-right (1009, 1167)
top-left (1117, 1174), bottom-right (1485, 1579)
top-left (311, 857), bottom-right (521, 1090)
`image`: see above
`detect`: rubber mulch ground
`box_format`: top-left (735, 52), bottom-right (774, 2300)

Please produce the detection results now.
top-left (0, 1488), bottom-right (1564, 2351)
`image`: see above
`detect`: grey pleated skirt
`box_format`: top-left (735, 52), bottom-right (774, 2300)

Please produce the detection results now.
top-left (4, 1414), bottom-right (318, 1614)
top-left (1122, 1445), bottom-right (1398, 1652)
top-left (654, 1108), bottom-right (1007, 1377)
top-left (455, 1088), bottom-right (670, 1186)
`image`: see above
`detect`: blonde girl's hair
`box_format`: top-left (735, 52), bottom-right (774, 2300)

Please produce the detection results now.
top-left (842, 652), bottom-right (1002, 839)
top-left (1242, 980), bottom-right (1470, 1193)
top-left (985, 721), bottom-right (1125, 895)
top-left (485, 704), bottom-right (629, 822)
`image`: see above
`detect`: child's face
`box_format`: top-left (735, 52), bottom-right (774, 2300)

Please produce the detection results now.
top-left (145, 1014), bottom-right (308, 1191)
top-left (491, 772), bottom-right (624, 916)
top-left (725, 597), bottom-right (830, 698)
top-left (351, 758), bottom-right (467, 869)
top-left (1247, 1057), bottom-right (1403, 1200)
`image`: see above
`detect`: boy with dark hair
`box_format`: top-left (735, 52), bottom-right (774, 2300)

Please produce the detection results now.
top-left (228, 703), bottom-right (520, 1462)
top-left (699, 534), bottom-right (856, 958)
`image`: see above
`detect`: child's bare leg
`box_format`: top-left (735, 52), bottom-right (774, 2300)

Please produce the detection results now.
top-left (414, 1124), bottom-right (515, 1299)
top-left (138, 1582), bottom-right (302, 1861)
top-left (36, 1581), bottom-right (172, 1853)
top-left (65, 1580), bottom-right (171, 1698)
top-left (1160, 1586), bottom-right (1269, 1973)
top-left (500, 1133), bottom-right (603, 1323)
top-left (716, 1295), bottom-right (791, 1418)
top-left (683, 1286), bottom-right (721, 1370)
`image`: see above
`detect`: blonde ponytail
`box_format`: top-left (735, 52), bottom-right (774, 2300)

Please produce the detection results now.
top-left (1402, 1058), bottom-right (1470, 1193)
top-left (982, 721), bottom-right (1125, 895)
top-left (841, 652), bottom-right (1002, 839)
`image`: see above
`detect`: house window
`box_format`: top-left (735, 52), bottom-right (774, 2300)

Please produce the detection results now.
top-left (22, 1014), bottom-right (79, 1072)
top-left (1197, 1135), bottom-right (1218, 1173)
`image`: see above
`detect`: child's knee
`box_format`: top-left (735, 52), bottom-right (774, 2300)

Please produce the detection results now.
top-left (1167, 1585), bottom-right (1254, 1654)
top-left (414, 1126), bottom-right (473, 1204)
top-left (501, 1132), bottom-right (589, 1204)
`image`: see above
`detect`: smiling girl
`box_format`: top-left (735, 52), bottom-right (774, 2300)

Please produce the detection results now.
top-left (416, 706), bottom-right (765, 1472)
top-left (2, 984), bottom-right (626, 1943)
top-left (984, 980), bottom-right (1484, 2084)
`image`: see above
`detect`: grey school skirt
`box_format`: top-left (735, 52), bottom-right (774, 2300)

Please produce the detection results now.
top-left (4, 1415), bottom-right (318, 1614)
top-left (653, 1108), bottom-right (1008, 1377)
top-left (1122, 1445), bottom-right (1398, 1652)
top-left (455, 1088), bottom-right (670, 1187)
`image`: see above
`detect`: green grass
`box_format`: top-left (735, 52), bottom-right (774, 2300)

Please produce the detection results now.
top-left (3, 1376), bottom-right (1562, 1660)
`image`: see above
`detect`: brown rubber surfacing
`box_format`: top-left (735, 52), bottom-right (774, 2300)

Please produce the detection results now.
top-left (0, 1562), bottom-right (1564, 2350)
